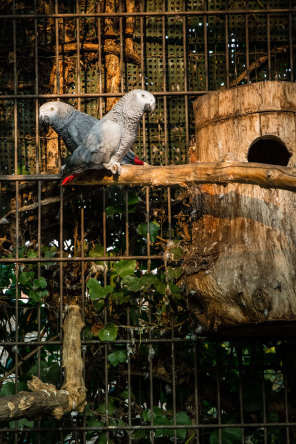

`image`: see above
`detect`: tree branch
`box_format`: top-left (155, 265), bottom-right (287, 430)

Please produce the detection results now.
top-left (69, 161), bottom-right (296, 192)
top-left (0, 305), bottom-right (86, 423)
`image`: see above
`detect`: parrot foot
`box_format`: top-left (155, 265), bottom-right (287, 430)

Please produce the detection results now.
top-left (103, 161), bottom-right (121, 175)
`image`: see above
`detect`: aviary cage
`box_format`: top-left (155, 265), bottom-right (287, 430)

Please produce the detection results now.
top-left (0, 1), bottom-right (295, 444)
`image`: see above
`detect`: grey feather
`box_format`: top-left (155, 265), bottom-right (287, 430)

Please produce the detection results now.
top-left (40, 89), bottom-right (156, 177)
top-left (39, 101), bottom-right (135, 164)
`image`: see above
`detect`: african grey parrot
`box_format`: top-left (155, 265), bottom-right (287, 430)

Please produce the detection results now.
top-left (58, 89), bottom-right (155, 184)
top-left (39, 91), bottom-right (154, 183)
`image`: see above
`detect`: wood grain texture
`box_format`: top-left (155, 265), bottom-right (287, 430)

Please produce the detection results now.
top-left (0, 305), bottom-right (86, 423)
top-left (184, 81), bottom-right (296, 332)
top-left (70, 161), bottom-right (296, 192)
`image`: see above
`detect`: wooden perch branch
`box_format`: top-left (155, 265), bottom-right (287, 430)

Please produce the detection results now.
top-left (0, 305), bottom-right (86, 423)
top-left (71, 161), bottom-right (296, 193)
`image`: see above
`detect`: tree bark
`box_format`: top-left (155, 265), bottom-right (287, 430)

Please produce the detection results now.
top-left (0, 305), bottom-right (86, 423)
top-left (184, 81), bottom-right (296, 332)
top-left (67, 161), bottom-right (296, 192)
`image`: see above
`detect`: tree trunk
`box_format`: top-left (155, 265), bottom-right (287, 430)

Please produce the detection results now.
top-left (184, 81), bottom-right (296, 332)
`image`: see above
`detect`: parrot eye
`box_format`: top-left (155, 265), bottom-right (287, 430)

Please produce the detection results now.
top-left (50, 107), bottom-right (54, 111)
top-left (141, 93), bottom-right (145, 98)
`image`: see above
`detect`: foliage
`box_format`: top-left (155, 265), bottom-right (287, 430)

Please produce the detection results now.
top-left (0, 188), bottom-right (294, 444)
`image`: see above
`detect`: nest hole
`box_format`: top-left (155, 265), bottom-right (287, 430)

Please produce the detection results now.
top-left (247, 137), bottom-right (291, 166)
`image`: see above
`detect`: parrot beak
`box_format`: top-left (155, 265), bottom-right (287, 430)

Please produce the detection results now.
top-left (39, 113), bottom-right (49, 129)
top-left (145, 100), bottom-right (156, 115)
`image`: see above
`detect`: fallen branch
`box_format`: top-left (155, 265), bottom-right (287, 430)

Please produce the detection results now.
top-left (70, 161), bottom-right (296, 193)
top-left (0, 305), bottom-right (86, 423)
top-left (0, 196), bottom-right (61, 224)
top-left (229, 45), bottom-right (290, 88)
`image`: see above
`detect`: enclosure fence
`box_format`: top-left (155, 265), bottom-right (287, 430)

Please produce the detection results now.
top-left (0, 1), bottom-right (295, 443)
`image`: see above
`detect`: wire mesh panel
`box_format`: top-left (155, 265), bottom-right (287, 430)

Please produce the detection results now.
top-left (0, 1), bottom-right (295, 443)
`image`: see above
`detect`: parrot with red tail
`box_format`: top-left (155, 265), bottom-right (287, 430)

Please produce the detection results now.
top-left (39, 90), bottom-right (155, 185)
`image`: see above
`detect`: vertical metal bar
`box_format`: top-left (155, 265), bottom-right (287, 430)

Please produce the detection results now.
top-left (193, 343), bottom-right (200, 443)
top-left (54, 4), bottom-right (64, 443)
top-left (125, 189), bottom-right (129, 255)
top-left (76, 2), bottom-right (85, 440)
top-left (261, 344), bottom-right (267, 444)
top-left (216, 343), bottom-right (222, 444)
top-left (171, 316), bottom-right (177, 443)
top-left (55, 0), bottom-right (60, 97)
top-left (289, 0), bottom-right (294, 82)
top-left (97, 2), bottom-right (103, 118)
top-left (76, 0), bottom-right (81, 110)
top-left (140, 1), bottom-right (147, 161)
top-left (146, 186), bottom-right (154, 444)
top-left (102, 190), bottom-right (109, 443)
top-left (12, 3), bottom-right (19, 442)
top-left (182, 1), bottom-right (189, 155)
top-left (162, 3), bottom-right (168, 166)
top-left (81, 191), bottom-right (86, 444)
top-left (283, 356), bottom-right (290, 444)
top-left (225, 2), bottom-right (230, 88)
top-left (127, 307), bottom-right (132, 444)
top-left (119, 0), bottom-right (124, 92)
top-left (33, 0), bottom-right (42, 416)
top-left (203, 0), bottom-right (209, 91)
top-left (238, 342), bottom-right (245, 443)
top-left (245, 0), bottom-right (250, 83)
top-left (267, 13), bottom-right (271, 80)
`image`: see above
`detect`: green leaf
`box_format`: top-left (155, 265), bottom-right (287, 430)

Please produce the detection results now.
top-left (108, 349), bottom-right (127, 367)
top-left (27, 249), bottom-right (37, 258)
top-left (97, 397), bottom-right (117, 415)
top-left (92, 300), bottom-right (106, 313)
top-left (210, 428), bottom-right (242, 444)
top-left (29, 289), bottom-right (48, 302)
top-left (128, 191), bottom-right (140, 205)
top-left (140, 273), bottom-right (159, 288)
top-left (0, 382), bottom-right (27, 396)
top-left (142, 409), bottom-right (150, 422)
top-left (98, 323), bottom-right (119, 342)
top-left (167, 267), bottom-right (183, 281)
top-left (132, 429), bottom-right (147, 440)
top-left (137, 221), bottom-right (160, 243)
top-left (89, 244), bottom-right (104, 257)
top-left (157, 281), bottom-right (167, 295)
top-left (19, 271), bottom-right (35, 285)
top-left (98, 434), bottom-right (107, 444)
top-left (110, 290), bottom-right (130, 304)
top-left (113, 259), bottom-right (136, 278)
top-left (43, 247), bottom-right (57, 258)
top-left (169, 283), bottom-right (181, 300)
top-left (87, 279), bottom-right (113, 301)
top-left (170, 246), bottom-right (184, 261)
top-left (122, 276), bottom-right (143, 292)
top-left (105, 205), bottom-right (122, 215)
top-left (175, 411), bottom-right (191, 441)
top-left (33, 277), bottom-right (47, 289)
top-left (9, 418), bottom-right (34, 428)
top-left (154, 414), bottom-right (171, 438)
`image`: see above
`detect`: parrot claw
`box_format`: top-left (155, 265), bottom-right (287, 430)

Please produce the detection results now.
top-left (103, 161), bottom-right (121, 175)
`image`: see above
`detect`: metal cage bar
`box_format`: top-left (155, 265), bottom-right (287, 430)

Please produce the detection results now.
top-left (0, 2), bottom-right (295, 444)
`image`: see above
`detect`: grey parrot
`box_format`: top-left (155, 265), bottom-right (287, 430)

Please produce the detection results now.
top-left (39, 92), bottom-right (154, 184)
top-left (56, 89), bottom-right (155, 184)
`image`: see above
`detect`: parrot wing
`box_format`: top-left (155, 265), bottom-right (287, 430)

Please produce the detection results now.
top-left (62, 118), bottom-right (122, 178)
top-left (67, 112), bottom-right (98, 149)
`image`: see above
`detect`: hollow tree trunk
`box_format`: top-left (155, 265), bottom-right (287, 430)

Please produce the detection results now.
top-left (184, 81), bottom-right (296, 332)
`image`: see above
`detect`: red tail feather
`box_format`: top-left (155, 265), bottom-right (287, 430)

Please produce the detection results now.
top-left (62, 174), bottom-right (78, 186)
top-left (134, 155), bottom-right (144, 165)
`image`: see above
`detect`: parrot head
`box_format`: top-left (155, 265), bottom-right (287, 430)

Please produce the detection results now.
top-left (133, 89), bottom-right (156, 114)
top-left (39, 101), bottom-right (75, 129)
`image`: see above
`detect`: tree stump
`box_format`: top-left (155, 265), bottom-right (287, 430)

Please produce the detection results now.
top-left (184, 81), bottom-right (296, 332)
